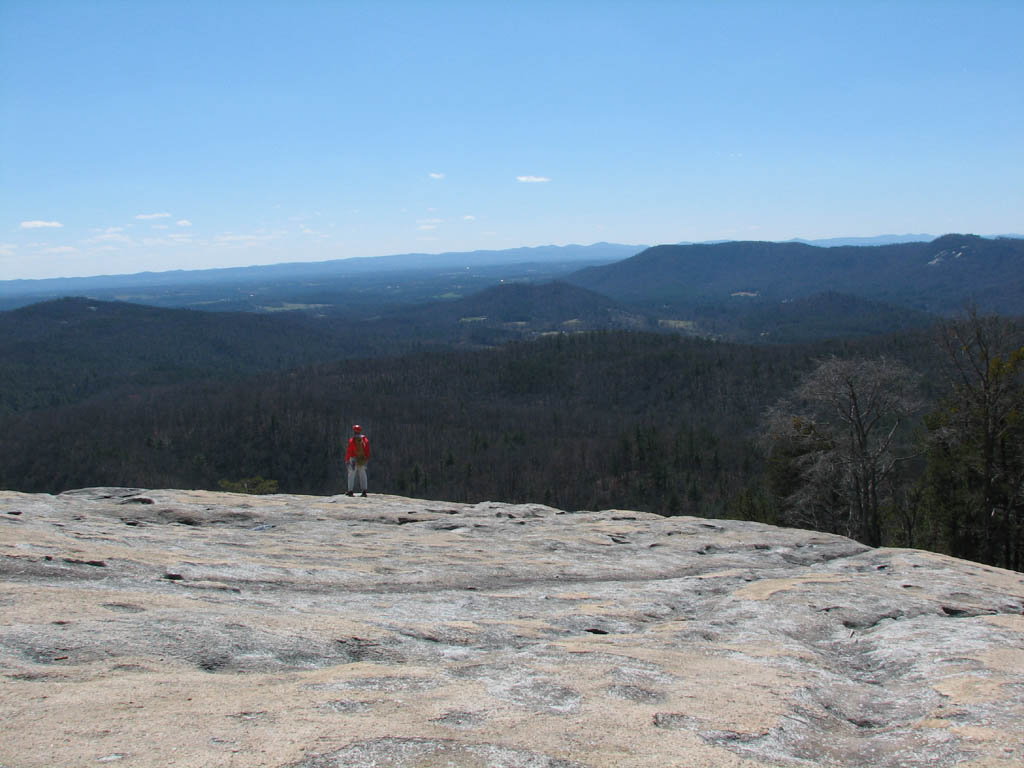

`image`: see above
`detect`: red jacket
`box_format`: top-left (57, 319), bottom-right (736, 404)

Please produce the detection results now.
top-left (346, 435), bottom-right (370, 463)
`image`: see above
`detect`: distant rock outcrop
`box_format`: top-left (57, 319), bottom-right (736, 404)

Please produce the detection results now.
top-left (2, 488), bottom-right (1022, 767)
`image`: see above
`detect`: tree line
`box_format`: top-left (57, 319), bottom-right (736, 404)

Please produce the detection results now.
top-left (1, 316), bottom-right (1020, 571)
top-left (763, 309), bottom-right (1023, 571)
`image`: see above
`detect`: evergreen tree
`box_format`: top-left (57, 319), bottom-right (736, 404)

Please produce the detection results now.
top-left (921, 310), bottom-right (1024, 569)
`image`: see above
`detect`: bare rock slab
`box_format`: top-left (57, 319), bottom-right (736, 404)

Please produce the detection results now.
top-left (1, 487), bottom-right (1022, 767)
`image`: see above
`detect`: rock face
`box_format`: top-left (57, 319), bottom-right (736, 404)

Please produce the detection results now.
top-left (1, 488), bottom-right (1022, 768)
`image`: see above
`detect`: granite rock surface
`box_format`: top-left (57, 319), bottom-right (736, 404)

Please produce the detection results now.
top-left (1, 487), bottom-right (1022, 768)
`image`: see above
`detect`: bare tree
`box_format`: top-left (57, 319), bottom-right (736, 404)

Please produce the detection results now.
top-left (764, 356), bottom-right (921, 545)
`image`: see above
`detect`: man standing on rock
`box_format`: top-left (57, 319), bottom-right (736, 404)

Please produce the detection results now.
top-left (345, 424), bottom-right (370, 497)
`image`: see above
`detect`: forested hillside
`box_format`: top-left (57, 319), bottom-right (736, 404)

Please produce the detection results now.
top-left (567, 235), bottom-right (1024, 315)
top-left (680, 291), bottom-right (936, 343)
top-left (1, 326), bottom-right (974, 545)
top-left (374, 282), bottom-right (654, 342)
top-left (2, 295), bottom-right (1021, 571)
top-left (0, 286), bottom-right (942, 417)
top-left (1, 332), bottom-right (799, 505)
top-left (0, 298), bottom-right (362, 414)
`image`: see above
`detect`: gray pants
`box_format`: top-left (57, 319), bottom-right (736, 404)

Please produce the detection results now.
top-left (347, 460), bottom-right (368, 492)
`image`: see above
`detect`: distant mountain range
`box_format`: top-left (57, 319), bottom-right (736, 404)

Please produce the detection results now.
top-left (2, 234), bottom-right (1022, 369)
top-left (0, 244), bottom-right (643, 305)
top-left (789, 234), bottom-right (936, 247)
top-left (7, 233), bottom-right (1023, 299)
top-left (790, 234), bottom-right (1022, 246)
top-left (566, 234), bottom-right (1024, 316)
top-left (4, 234), bottom-right (1022, 317)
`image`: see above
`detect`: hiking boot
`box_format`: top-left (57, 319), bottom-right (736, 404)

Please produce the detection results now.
top-left (360, 491), bottom-right (368, 497)
top-left (345, 491), bottom-right (354, 497)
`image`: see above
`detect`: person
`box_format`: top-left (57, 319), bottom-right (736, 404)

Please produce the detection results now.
top-left (345, 424), bottom-right (370, 497)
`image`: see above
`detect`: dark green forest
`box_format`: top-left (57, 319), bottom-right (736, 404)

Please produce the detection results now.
top-left (3, 310), bottom-right (1021, 571)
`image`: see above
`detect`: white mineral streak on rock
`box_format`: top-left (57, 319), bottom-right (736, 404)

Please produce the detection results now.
top-left (1, 487), bottom-right (1022, 768)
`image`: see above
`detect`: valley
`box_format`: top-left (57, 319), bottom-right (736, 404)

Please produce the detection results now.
top-left (1, 235), bottom-right (1022, 572)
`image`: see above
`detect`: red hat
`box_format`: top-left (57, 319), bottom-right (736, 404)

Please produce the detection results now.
top-left (352, 424), bottom-right (362, 433)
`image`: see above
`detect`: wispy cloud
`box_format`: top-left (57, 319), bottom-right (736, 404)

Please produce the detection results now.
top-left (215, 234), bottom-right (265, 243)
top-left (0, 243), bottom-right (16, 256)
top-left (135, 212), bottom-right (171, 220)
top-left (463, 215), bottom-right (476, 221)
top-left (429, 172), bottom-right (444, 179)
top-left (214, 230), bottom-right (284, 247)
top-left (299, 227), bottom-right (330, 240)
top-left (20, 220), bottom-right (63, 229)
top-left (87, 229), bottom-right (132, 244)
top-left (176, 219), bottom-right (192, 227)
top-left (42, 245), bottom-right (78, 254)
top-left (516, 175), bottom-right (551, 183)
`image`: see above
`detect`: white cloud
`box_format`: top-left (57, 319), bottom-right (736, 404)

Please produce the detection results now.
top-left (88, 230), bottom-right (132, 244)
top-left (214, 231), bottom-right (284, 246)
top-left (43, 245), bottom-right (78, 254)
top-left (429, 172), bottom-right (445, 179)
top-left (463, 215), bottom-right (476, 221)
top-left (20, 220), bottom-right (63, 229)
top-left (216, 234), bottom-right (262, 243)
top-left (0, 243), bottom-right (15, 256)
top-left (417, 224), bottom-right (438, 231)
top-left (299, 226), bottom-right (330, 240)
top-left (176, 219), bottom-right (192, 227)
top-left (135, 212), bottom-right (171, 220)
top-left (516, 175), bottom-right (551, 183)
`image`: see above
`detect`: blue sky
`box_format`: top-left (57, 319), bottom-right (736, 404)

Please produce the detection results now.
top-left (2, 0), bottom-right (1022, 280)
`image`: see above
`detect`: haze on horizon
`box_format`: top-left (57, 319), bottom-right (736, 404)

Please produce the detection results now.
top-left (2, 0), bottom-right (1022, 281)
